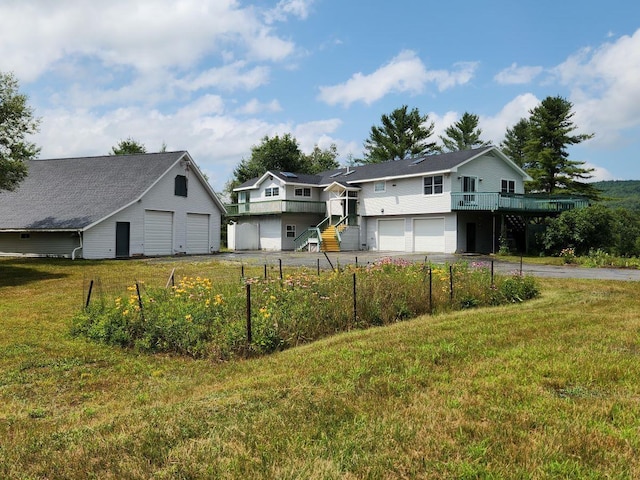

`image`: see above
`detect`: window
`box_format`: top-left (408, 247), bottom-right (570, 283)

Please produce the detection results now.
top-left (295, 187), bottom-right (311, 197)
top-left (20, 233), bottom-right (30, 240)
top-left (238, 191), bottom-right (249, 203)
top-left (175, 175), bottom-right (188, 197)
top-left (286, 225), bottom-right (296, 238)
top-left (501, 179), bottom-right (516, 193)
top-left (374, 181), bottom-right (386, 193)
top-left (265, 187), bottom-right (280, 197)
top-left (423, 175), bottom-right (443, 195)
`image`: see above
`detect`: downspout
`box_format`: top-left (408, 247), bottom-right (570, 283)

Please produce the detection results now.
top-left (71, 230), bottom-right (83, 260)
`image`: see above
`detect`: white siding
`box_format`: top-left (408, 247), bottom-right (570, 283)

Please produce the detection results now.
top-left (359, 175), bottom-right (452, 217)
top-left (455, 152), bottom-right (525, 194)
top-left (82, 161), bottom-right (222, 259)
top-left (0, 232), bottom-right (80, 257)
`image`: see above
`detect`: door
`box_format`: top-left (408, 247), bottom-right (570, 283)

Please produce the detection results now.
top-left (466, 222), bottom-right (477, 253)
top-left (378, 219), bottom-right (405, 251)
top-left (144, 210), bottom-right (173, 256)
top-left (462, 176), bottom-right (477, 204)
top-left (186, 213), bottom-right (210, 254)
top-left (413, 218), bottom-right (445, 252)
top-left (115, 222), bottom-right (130, 258)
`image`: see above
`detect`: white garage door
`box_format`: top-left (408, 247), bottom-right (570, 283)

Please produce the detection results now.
top-left (144, 210), bottom-right (173, 256)
top-left (186, 213), bottom-right (210, 254)
top-left (378, 219), bottom-right (405, 251)
top-left (413, 218), bottom-right (445, 252)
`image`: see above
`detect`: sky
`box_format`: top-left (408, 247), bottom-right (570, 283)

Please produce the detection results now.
top-left (2, 0), bottom-right (640, 192)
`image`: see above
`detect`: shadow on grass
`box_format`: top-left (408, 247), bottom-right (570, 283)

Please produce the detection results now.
top-left (0, 264), bottom-right (69, 287)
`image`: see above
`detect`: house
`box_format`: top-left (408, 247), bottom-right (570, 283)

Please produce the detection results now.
top-left (226, 146), bottom-right (588, 254)
top-left (0, 151), bottom-right (225, 259)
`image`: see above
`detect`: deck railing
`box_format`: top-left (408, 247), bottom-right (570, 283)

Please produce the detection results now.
top-left (451, 192), bottom-right (589, 213)
top-left (226, 200), bottom-right (326, 216)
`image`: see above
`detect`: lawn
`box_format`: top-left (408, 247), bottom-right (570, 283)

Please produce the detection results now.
top-left (1, 258), bottom-right (639, 479)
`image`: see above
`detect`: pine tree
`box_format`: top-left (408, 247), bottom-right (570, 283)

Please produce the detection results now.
top-left (440, 112), bottom-right (490, 152)
top-left (362, 105), bottom-right (439, 163)
top-left (501, 118), bottom-right (531, 168)
top-left (524, 96), bottom-right (595, 196)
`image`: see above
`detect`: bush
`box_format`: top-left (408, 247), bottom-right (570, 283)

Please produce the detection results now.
top-left (72, 260), bottom-right (540, 360)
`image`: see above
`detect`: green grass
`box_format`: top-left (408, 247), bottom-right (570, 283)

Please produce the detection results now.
top-left (1, 258), bottom-right (640, 478)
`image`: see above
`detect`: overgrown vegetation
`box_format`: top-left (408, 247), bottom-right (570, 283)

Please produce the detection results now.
top-left (540, 204), bottom-right (640, 257)
top-left (72, 258), bottom-right (539, 359)
top-left (2, 258), bottom-right (640, 478)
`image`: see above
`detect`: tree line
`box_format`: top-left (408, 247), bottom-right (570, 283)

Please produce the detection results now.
top-left (0, 69), bottom-right (595, 200)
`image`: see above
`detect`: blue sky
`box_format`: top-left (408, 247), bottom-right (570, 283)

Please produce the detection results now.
top-left (2, 0), bottom-right (640, 192)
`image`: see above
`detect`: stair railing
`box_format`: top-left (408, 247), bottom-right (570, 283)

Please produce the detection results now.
top-left (294, 217), bottom-right (331, 251)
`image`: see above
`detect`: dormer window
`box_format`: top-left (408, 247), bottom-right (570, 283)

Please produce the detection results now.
top-left (175, 175), bottom-right (188, 197)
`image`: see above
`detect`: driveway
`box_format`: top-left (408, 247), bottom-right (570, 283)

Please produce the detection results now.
top-left (185, 251), bottom-right (640, 282)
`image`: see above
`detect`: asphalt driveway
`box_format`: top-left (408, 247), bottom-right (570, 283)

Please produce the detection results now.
top-left (174, 251), bottom-right (640, 282)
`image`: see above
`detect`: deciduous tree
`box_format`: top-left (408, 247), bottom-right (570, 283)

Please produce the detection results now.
top-left (0, 71), bottom-right (40, 192)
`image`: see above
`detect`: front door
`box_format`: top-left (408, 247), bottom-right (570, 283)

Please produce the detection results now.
top-left (462, 176), bottom-right (477, 204)
top-left (115, 222), bottom-right (130, 258)
top-left (466, 222), bottom-right (476, 253)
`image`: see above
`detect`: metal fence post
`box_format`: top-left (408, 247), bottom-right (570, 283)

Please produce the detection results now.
top-left (246, 284), bottom-right (252, 347)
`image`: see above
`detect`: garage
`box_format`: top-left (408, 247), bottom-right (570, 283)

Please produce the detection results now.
top-left (413, 218), bottom-right (445, 252)
top-left (186, 213), bottom-right (210, 254)
top-left (378, 219), bottom-right (405, 251)
top-left (144, 210), bottom-right (173, 256)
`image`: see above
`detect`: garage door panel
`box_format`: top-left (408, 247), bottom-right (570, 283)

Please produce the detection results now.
top-left (186, 213), bottom-right (209, 254)
top-left (144, 210), bottom-right (173, 256)
top-left (378, 219), bottom-right (405, 251)
top-left (413, 218), bottom-right (445, 252)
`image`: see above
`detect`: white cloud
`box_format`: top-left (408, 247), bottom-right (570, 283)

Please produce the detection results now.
top-left (176, 62), bottom-right (271, 92)
top-left (265, 0), bottom-right (315, 23)
top-left (235, 99), bottom-right (282, 115)
top-left (552, 29), bottom-right (640, 147)
top-left (34, 101), bottom-right (345, 191)
top-left (480, 93), bottom-right (540, 144)
top-left (0, 0), bottom-right (297, 81)
top-left (318, 50), bottom-right (478, 107)
top-left (494, 63), bottom-right (544, 85)
top-left (584, 162), bottom-right (615, 182)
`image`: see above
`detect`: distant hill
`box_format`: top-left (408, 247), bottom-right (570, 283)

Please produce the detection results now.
top-left (592, 180), bottom-right (640, 211)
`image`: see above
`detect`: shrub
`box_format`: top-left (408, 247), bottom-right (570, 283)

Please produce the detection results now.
top-left (72, 260), bottom-right (540, 360)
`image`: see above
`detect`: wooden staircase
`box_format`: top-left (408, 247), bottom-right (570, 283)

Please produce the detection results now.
top-left (320, 225), bottom-right (340, 252)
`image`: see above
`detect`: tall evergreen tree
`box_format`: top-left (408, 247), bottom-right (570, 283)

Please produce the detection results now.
top-left (0, 71), bottom-right (40, 192)
top-left (524, 96), bottom-right (595, 196)
top-left (440, 112), bottom-right (490, 152)
top-left (501, 118), bottom-right (531, 169)
top-left (362, 105), bottom-right (439, 164)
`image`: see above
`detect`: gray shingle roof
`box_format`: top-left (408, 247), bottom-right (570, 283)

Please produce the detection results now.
top-left (235, 147), bottom-right (495, 190)
top-left (0, 151), bottom-right (188, 230)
